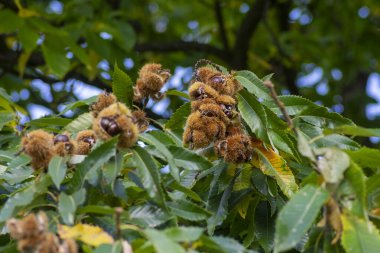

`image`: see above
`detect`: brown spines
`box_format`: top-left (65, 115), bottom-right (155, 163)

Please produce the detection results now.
top-left (134, 63), bottom-right (171, 101)
top-left (75, 130), bottom-right (96, 155)
top-left (215, 95), bottom-right (238, 119)
top-left (21, 130), bottom-right (54, 170)
top-left (93, 103), bottom-right (139, 148)
top-left (183, 112), bottom-right (226, 149)
top-left (7, 212), bottom-right (77, 253)
top-left (194, 66), bottom-right (242, 96)
top-left (214, 134), bottom-right (253, 163)
top-left (132, 109), bottom-right (149, 132)
top-left (188, 81), bottom-right (219, 101)
top-left (53, 134), bottom-right (77, 156)
top-left (90, 92), bottom-right (117, 117)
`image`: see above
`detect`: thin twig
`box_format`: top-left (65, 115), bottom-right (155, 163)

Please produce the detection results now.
top-left (115, 207), bottom-right (123, 239)
top-left (263, 80), bottom-right (294, 132)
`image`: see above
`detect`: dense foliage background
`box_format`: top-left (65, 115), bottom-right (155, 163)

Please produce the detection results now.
top-left (0, 0), bottom-right (380, 143)
top-left (1, 1), bottom-right (380, 253)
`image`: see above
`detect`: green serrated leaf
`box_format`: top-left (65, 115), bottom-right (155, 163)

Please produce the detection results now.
top-left (166, 90), bottom-right (190, 99)
top-left (145, 229), bottom-right (186, 253)
top-left (235, 70), bottom-right (271, 100)
top-left (345, 162), bottom-right (366, 218)
top-left (0, 9), bottom-right (24, 33)
top-left (168, 145), bottom-right (212, 171)
top-left (48, 156), bottom-right (68, 189)
top-left (237, 90), bottom-right (270, 143)
top-left (297, 106), bottom-right (354, 128)
top-left (341, 214), bottom-right (380, 253)
top-left (41, 35), bottom-right (70, 78)
top-left (263, 95), bottom-right (316, 116)
top-left (345, 147), bottom-right (380, 170)
top-left (26, 117), bottom-right (72, 127)
top-left (164, 226), bottom-right (203, 242)
top-left (324, 125), bottom-right (380, 137)
top-left (64, 113), bottom-right (93, 133)
top-left (132, 146), bottom-right (166, 208)
top-left (60, 96), bottom-right (97, 115)
top-left (112, 63), bottom-right (133, 106)
top-left (165, 102), bottom-right (191, 130)
top-left (168, 199), bottom-right (210, 221)
top-left (274, 185), bottom-right (328, 253)
top-left (129, 205), bottom-right (169, 228)
top-left (58, 192), bottom-right (76, 225)
top-left (67, 137), bottom-right (118, 193)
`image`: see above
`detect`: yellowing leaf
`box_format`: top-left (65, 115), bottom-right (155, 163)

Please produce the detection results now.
top-left (59, 224), bottom-right (114, 247)
top-left (253, 140), bottom-right (298, 198)
top-left (18, 8), bottom-right (39, 18)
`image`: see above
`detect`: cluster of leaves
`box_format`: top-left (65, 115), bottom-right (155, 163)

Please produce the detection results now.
top-left (1, 63), bottom-right (380, 253)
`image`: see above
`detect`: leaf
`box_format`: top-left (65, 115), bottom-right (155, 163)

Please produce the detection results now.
top-left (341, 214), bottom-right (380, 253)
top-left (48, 155), bottom-right (68, 189)
top-left (168, 199), bottom-right (210, 221)
top-left (237, 90), bottom-right (270, 143)
top-left (324, 125), bottom-right (380, 137)
top-left (207, 170), bottom-right (240, 235)
top-left (313, 134), bottom-right (360, 150)
top-left (59, 224), bottom-right (114, 247)
top-left (165, 102), bottom-right (191, 130)
top-left (263, 95), bottom-right (316, 116)
top-left (0, 166), bottom-right (33, 185)
top-left (26, 117), bottom-right (72, 127)
top-left (132, 146), bottom-right (166, 208)
top-left (274, 185), bottom-right (329, 253)
top-left (67, 137), bottom-right (118, 193)
top-left (168, 146), bottom-right (212, 171)
top-left (145, 229), bottom-right (186, 253)
top-left (112, 63), bottom-right (133, 107)
top-left (0, 112), bottom-right (15, 131)
top-left (235, 70), bottom-right (271, 100)
top-left (345, 162), bottom-right (366, 218)
top-left (315, 148), bottom-right (350, 184)
top-left (59, 96), bottom-right (97, 115)
top-left (64, 112), bottom-right (93, 133)
top-left (346, 147), bottom-right (380, 170)
top-left (139, 132), bottom-right (179, 181)
top-left (129, 205), bottom-right (169, 228)
top-left (18, 24), bottom-right (39, 53)
top-left (166, 90), bottom-right (190, 100)
top-left (41, 35), bottom-right (70, 78)
top-left (0, 174), bottom-right (51, 222)
top-left (0, 9), bottom-right (24, 33)
top-left (254, 140), bottom-right (298, 198)
top-left (58, 192), bottom-right (76, 225)
top-left (297, 106), bottom-right (354, 128)
top-left (164, 226), bottom-right (204, 242)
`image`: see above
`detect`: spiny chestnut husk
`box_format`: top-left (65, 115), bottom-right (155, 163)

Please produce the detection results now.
top-left (132, 109), bottom-right (149, 132)
top-left (93, 103), bottom-right (139, 148)
top-left (133, 63), bottom-right (171, 101)
top-left (215, 94), bottom-right (238, 119)
top-left (75, 130), bottom-right (96, 155)
top-left (188, 81), bottom-right (219, 101)
top-left (7, 212), bottom-right (77, 253)
top-left (183, 103), bottom-right (228, 149)
top-left (53, 133), bottom-right (77, 156)
top-left (21, 130), bottom-right (54, 170)
top-left (214, 134), bottom-right (253, 163)
top-left (90, 91), bottom-right (117, 117)
top-left (195, 66), bottom-right (242, 96)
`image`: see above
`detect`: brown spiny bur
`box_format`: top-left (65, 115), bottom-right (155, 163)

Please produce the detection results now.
top-left (214, 134), bottom-right (253, 163)
top-left (21, 130), bottom-right (54, 170)
top-left (132, 109), bottom-right (149, 132)
top-left (183, 103), bottom-right (227, 149)
top-left (226, 124), bottom-right (245, 136)
top-left (188, 81), bottom-right (219, 101)
top-left (75, 130), bottom-right (96, 155)
top-left (7, 212), bottom-right (48, 241)
top-left (134, 63), bottom-right (171, 101)
top-left (93, 103), bottom-right (139, 148)
top-left (195, 66), bottom-right (242, 96)
top-left (7, 212), bottom-right (77, 253)
top-left (53, 134), bottom-right (77, 156)
top-left (90, 91), bottom-right (117, 117)
top-left (216, 95), bottom-right (238, 119)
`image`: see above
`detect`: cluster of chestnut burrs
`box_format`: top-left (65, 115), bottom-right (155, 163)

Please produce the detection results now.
top-left (183, 61), bottom-right (254, 163)
top-left (7, 212), bottom-right (77, 253)
top-left (21, 63), bottom-right (170, 171)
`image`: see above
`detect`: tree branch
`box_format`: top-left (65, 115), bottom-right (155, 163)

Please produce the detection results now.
top-left (232, 0), bottom-right (270, 69)
top-left (134, 41), bottom-right (228, 61)
top-left (214, 0), bottom-right (230, 53)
